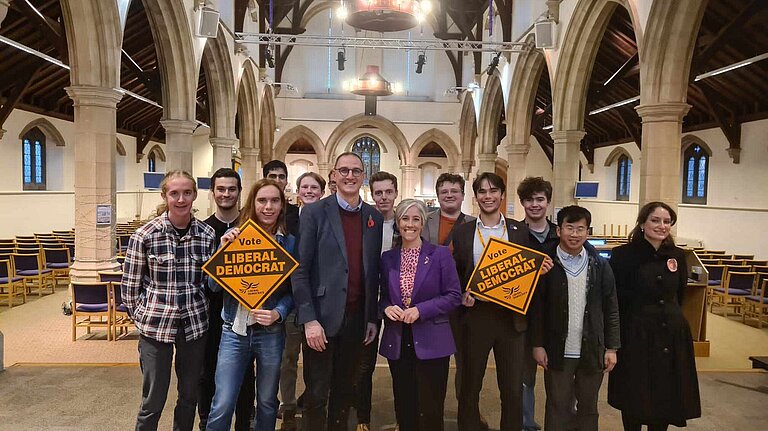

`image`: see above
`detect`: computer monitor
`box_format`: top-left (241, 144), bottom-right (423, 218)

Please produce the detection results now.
top-left (574, 181), bottom-right (599, 199)
top-left (588, 238), bottom-right (607, 246)
top-left (598, 250), bottom-right (612, 259)
top-left (197, 177), bottom-right (211, 190)
top-left (143, 172), bottom-right (165, 190)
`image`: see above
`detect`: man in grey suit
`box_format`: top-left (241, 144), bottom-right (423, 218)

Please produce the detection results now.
top-left (292, 152), bottom-right (383, 431)
top-left (423, 173), bottom-right (476, 246)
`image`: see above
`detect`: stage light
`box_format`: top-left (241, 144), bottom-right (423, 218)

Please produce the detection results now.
top-left (415, 52), bottom-right (426, 74)
top-left (265, 47), bottom-right (275, 68)
top-left (486, 52), bottom-right (500, 76)
top-left (337, 49), bottom-right (346, 71)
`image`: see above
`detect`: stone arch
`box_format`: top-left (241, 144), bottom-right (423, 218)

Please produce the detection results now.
top-left (325, 114), bottom-right (410, 165)
top-left (141, 0), bottom-right (198, 120)
top-left (477, 73), bottom-right (504, 156)
top-left (259, 85), bottom-right (276, 162)
top-left (274, 125), bottom-right (326, 161)
top-left (18, 118), bottom-right (66, 147)
top-left (552, 0), bottom-right (642, 132)
top-left (459, 93), bottom-right (478, 176)
top-left (507, 35), bottom-right (546, 151)
top-left (237, 60), bottom-right (261, 150)
top-left (146, 144), bottom-right (166, 162)
top-left (201, 23), bottom-right (237, 140)
top-left (603, 146), bottom-right (633, 166)
top-left (116, 138), bottom-right (126, 156)
top-left (681, 134), bottom-right (713, 155)
top-left (410, 128), bottom-right (460, 170)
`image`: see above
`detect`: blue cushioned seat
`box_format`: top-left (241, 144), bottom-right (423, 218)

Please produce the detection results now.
top-left (17, 269), bottom-right (53, 276)
top-left (0, 276), bottom-right (23, 283)
top-left (76, 303), bottom-right (109, 313)
top-left (47, 263), bottom-right (69, 269)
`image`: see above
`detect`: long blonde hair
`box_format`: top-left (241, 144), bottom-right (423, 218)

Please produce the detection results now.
top-left (156, 170), bottom-right (197, 215)
top-left (238, 179), bottom-right (286, 234)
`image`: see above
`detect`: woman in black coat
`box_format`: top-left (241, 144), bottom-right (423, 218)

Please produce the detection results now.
top-left (608, 202), bottom-right (701, 431)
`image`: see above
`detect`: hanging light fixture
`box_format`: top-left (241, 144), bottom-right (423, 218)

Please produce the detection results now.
top-left (345, 0), bottom-right (433, 32)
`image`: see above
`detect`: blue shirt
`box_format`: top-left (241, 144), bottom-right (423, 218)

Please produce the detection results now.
top-left (335, 193), bottom-right (363, 212)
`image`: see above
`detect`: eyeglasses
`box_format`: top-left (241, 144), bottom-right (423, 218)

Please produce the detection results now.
top-left (561, 225), bottom-right (588, 235)
top-left (336, 167), bottom-right (364, 178)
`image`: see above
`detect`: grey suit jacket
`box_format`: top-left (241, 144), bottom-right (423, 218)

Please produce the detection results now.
top-left (291, 195), bottom-right (383, 337)
top-left (423, 210), bottom-right (476, 246)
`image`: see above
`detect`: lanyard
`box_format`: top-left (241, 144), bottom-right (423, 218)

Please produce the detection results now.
top-left (476, 218), bottom-right (507, 248)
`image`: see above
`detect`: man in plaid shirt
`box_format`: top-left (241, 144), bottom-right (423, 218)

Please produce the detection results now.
top-left (122, 170), bottom-right (217, 431)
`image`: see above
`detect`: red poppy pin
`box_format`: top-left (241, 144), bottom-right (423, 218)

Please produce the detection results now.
top-left (367, 215), bottom-right (375, 228)
top-left (667, 258), bottom-right (678, 272)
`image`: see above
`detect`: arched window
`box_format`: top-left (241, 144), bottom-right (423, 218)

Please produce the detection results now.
top-left (147, 151), bottom-right (156, 173)
top-left (22, 127), bottom-right (46, 190)
top-left (682, 144), bottom-right (709, 204)
top-left (352, 136), bottom-right (381, 186)
top-left (616, 155), bottom-right (631, 201)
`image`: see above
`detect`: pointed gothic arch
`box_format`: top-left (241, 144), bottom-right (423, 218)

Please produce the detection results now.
top-left (325, 114), bottom-right (410, 165)
top-left (274, 125), bottom-right (326, 161)
top-left (410, 128), bottom-right (460, 170)
top-left (259, 85), bottom-right (276, 162)
top-left (201, 23), bottom-right (237, 141)
top-left (477, 73), bottom-right (505, 155)
top-left (18, 118), bottom-right (66, 147)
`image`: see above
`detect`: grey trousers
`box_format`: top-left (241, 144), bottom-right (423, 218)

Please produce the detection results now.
top-left (543, 357), bottom-right (604, 431)
top-left (136, 331), bottom-right (207, 431)
top-left (279, 313), bottom-right (302, 411)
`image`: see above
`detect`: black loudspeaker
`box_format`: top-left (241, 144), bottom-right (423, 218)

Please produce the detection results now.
top-left (197, 7), bottom-right (220, 38)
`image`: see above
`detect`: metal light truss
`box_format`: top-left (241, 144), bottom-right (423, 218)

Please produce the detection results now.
top-left (236, 32), bottom-right (533, 53)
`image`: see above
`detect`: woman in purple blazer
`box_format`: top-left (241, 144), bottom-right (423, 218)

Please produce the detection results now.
top-left (379, 198), bottom-right (463, 431)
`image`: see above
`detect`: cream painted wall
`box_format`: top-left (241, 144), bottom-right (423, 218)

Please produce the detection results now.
top-left (580, 143), bottom-right (642, 201)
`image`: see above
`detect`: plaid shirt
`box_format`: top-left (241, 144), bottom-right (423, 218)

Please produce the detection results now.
top-left (121, 212), bottom-right (217, 343)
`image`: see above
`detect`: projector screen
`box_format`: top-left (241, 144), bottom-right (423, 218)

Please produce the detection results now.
top-left (574, 181), bottom-right (599, 199)
top-left (143, 172), bottom-right (165, 190)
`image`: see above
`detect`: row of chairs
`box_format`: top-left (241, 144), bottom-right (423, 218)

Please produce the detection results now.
top-left (708, 264), bottom-right (768, 328)
top-left (71, 271), bottom-right (133, 341)
top-left (0, 249), bottom-right (72, 307)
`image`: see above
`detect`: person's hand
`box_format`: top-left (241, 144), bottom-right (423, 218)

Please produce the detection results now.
top-left (363, 323), bottom-right (379, 345)
top-left (250, 308), bottom-right (279, 326)
top-left (304, 320), bottom-right (327, 352)
top-left (401, 307), bottom-right (420, 324)
top-left (604, 350), bottom-right (618, 373)
top-left (462, 291), bottom-right (476, 307)
top-left (384, 305), bottom-right (404, 321)
top-left (533, 347), bottom-right (548, 370)
top-left (539, 256), bottom-right (554, 275)
top-left (220, 227), bottom-right (241, 247)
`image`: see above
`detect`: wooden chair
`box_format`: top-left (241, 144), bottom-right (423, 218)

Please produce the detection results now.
top-left (704, 264), bottom-right (726, 303)
top-left (11, 253), bottom-right (55, 296)
top-left (733, 254), bottom-right (755, 260)
top-left (700, 258), bottom-right (720, 266)
top-left (711, 271), bottom-right (757, 317)
top-left (746, 260), bottom-right (768, 268)
top-left (704, 250), bottom-right (727, 255)
top-left (43, 248), bottom-right (71, 288)
top-left (71, 281), bottom-right (112, 341)
top-left (744, 279), bottom-right (768, 328)
top-left (0, 259), bottom-right (25, 308)
top-left (98, 271), bottom-right (132, 340)
top-left (720, 259), bottom-right (745, 267)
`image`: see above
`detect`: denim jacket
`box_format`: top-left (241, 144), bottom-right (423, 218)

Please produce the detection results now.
top-left (208, 232), bottom-right (297, 332)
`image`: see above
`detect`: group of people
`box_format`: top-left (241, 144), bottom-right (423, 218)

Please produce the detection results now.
top-left (121, 152), bottom-right (701, 431)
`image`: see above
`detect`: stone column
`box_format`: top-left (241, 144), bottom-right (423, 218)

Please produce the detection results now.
top-left (317, 162), bottom-right (331, 187)
top-left (635, 103), bottom-right (691, 210)
top-left (240, 147), bottom-right (260, 193)
top-left (475, 153), bottom-right (497, 176)
top-left (161, 119), bottom-right (197, 172)
top-left (65, 85), bottom-right (123, 280)
top-left (400, 165), bottom-right (417, 199)
top-left (505, 141), bottom-right (531, 220)
top-left (210, 137), bottom-right (238, 171)
top-left (550, 130), bottom-right (585, 210)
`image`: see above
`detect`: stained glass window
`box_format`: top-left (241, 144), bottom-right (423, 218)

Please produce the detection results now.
top-left (21, 128), bottom-right (46, 190)
top-left (616, 154), bottom-right (631, 201)
top-left (352, 136), bottom-right (381, 186)
top-left (682, 144), bottom-right (709, 204)
top-left (148, 152), bottom-right (156, 173)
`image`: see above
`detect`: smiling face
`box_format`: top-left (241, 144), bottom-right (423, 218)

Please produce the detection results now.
top-left (334, 154), bottom-right (364, 198)
top-left (557, 218), bottom-right (589, 255)
top-left (474, 178), bottom-right (503, 216)
top-left (162, 177), bottom-right (197, 222)
top-left (265, 168), bottom-right (288, 191)
top-left (398, 204), bottom-right (424, 245)
top-left (253, 184), bottom-right (283, 229)
top-left (212, 177), bottom-right (240, 211)
top-left (521, 191), bottom-right (549, 223)
top-left (371, 179), bottom-right (398, 216)
top-left (298, 176), bottom-right (323, 205)
top-left (642, 206), bottom-right (673, 244)
top-left (436, 181), bottom-right (464, 214)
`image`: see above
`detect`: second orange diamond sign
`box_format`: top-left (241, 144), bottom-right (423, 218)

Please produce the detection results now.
top-left (466, 237), bottom-right (548, 315)
top-left (202, 219), bottom-right (299, 310)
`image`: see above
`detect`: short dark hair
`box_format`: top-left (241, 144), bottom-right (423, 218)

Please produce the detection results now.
top-left (262, 160), bottom-right (287, 177)
top-left (369, 171), bottom-right (398, 191)
top-left (472, 172), bottom-right (506, 196)
top-left (556, 205), bottom-right (591, 227)
top-left (210, 167), bottom-right (242, 191)
top-left (517, 176), bottom-right (552, 202)
top-left (334, 151), bottom-right (364, 167)
top-left (435, 173), bottom-right (465, 194)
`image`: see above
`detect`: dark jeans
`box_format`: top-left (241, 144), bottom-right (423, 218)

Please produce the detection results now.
top-left (543, 358), bottom-right (604, 431)
top-left (522, 335), bottom-right (539, 430)
top-left (279, 312), bottom-right (302, 412)
top-left (458, 301), bottom-right (525, 431)
top-left (388, 325), bottom-right (449, 431)
top-left (621, 414), bottom-right (670, 431)
top-left (301, 310), bottom-right (365, 431)
top-left (136, 331), bottom-right (207, 431)
top-left (354, 323), bottom-right (380, 424)
top-left (449, 309), bottom-right (466, 400)
top-left (206, 324), bottom-right (285, 431)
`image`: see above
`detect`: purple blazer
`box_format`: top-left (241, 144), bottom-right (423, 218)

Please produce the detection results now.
top-left (378, 240), bottom-right (462, 360)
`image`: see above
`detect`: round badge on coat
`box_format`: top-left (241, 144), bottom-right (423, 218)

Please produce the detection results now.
top-left (667, 258), bottom-right (678, 272)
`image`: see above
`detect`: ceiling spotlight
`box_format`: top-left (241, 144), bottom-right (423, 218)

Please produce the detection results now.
top-left (420, 0), bottom-right (433, 14)
top-left (337, 48), bottom-right (346, 71)
top-left (486, 52), bottom-right (500, 76)
top-left (337, 4), bottom-right (348, 20)
top-left (265, 47), bottom-right (275, 68)
top-left (415, 52), bottom-right (426, 74)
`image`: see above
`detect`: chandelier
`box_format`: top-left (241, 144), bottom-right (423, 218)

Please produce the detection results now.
top-left (343, 0), bottom-right (433, 33)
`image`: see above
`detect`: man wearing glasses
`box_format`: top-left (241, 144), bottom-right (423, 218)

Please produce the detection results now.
top-left (263, 159), bottom-right (300, 237)
top-left (292, 152), bottom-right (383, 431)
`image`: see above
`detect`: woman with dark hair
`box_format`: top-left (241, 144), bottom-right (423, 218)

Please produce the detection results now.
top-left (608, 202), bottom-right (701, 431)
top-left (379, 198), bottom-right (462, 431)
top-left (206, 179), bottom-right (296, 431)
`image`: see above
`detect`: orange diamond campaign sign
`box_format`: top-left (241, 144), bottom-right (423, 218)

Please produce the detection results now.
top-left (202, 219), bottom-right (299, 310)
top-left (466, 237), bottom-right (548, 315)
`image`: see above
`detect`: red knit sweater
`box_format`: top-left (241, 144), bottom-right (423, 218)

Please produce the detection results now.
top-left (339, 208), bottom-right (364, 311)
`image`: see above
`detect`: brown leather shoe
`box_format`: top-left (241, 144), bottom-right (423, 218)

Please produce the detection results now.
top-left (280, 410), bottom-right (298, 431)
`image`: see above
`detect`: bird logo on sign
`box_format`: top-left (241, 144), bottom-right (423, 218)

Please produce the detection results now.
top-left (502, 284), bottom-right (521, 300)
top-left (240, 279), bottom-right (260, 294)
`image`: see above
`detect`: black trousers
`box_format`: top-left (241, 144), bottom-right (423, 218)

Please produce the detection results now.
top-left (136, 331), bottom-right (207, 431)
top-left (354, 324), bottom-right (380, 424)
top-left (543, 358), bottom-right (604, 431)
top-left (449, 309), bottom-right (466, 399)
top-left (621, 413), bottom-right (670, 431)
top-left (301, 310), bottom-right (365, 431)
top-left (197, 292), bottom-right (254, 431)
top-left (388, 325), bottom-right (449, 431)
top-left (458, 301), bottom-right (525, 431)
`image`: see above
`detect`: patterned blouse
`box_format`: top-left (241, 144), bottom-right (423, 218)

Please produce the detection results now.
top-left (399, 247), bottom-right (421, 307)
